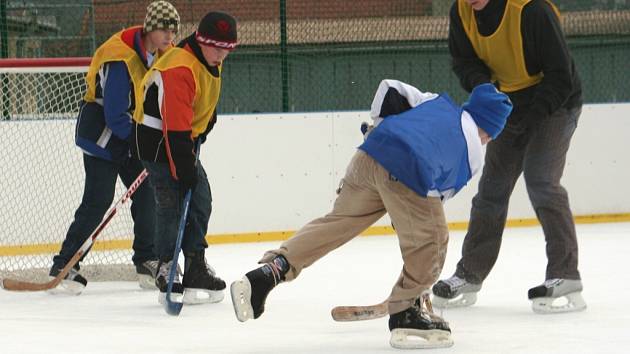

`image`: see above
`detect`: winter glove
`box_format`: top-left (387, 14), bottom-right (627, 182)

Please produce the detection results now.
top-left (178, 165), bottom-right (198, 191)
top-left (360, 121), bottom-right (374, 139)
top-left (198, 111), bottom-right (218, 144)
top-left (360, 121), bottom-right (369, 135)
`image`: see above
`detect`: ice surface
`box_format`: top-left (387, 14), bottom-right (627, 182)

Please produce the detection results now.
top-left (1, 222), bottom-right (629, 354)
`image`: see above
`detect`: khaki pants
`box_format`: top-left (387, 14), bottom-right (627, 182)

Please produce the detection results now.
top-left (260, 150), bottom-right (449, 314)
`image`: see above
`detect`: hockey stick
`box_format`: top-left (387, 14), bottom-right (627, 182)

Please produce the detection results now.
top-left (331, 300), bottom-right (388, 322)
top-left (164, 143), bottom-right (200, 316)
top-left (0, 169), bottom-right (149, 292)
top-left (163, 188), bottom-right (192, 316)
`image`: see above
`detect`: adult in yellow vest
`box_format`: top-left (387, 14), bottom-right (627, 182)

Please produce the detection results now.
top-left (131, 11), bottom-right (237, 305)
top-left (433, 0), bottom-right (585, 314)
top-left (50, 1), bottom-right (179, 295)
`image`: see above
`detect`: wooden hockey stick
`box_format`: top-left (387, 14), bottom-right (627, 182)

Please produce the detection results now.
top-left (331, 300), bottom-right (388, 321)
top-left (0, 169), bottom-right (149, 292)
top-left (331, 292), bottom-right (440, 322)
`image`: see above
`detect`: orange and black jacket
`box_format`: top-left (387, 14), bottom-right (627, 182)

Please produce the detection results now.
top-left (132, 34), bottom-right (221, 183)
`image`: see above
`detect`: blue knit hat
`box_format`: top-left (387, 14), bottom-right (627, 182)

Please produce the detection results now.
top-left (462, 83), bottom-right (513, 139)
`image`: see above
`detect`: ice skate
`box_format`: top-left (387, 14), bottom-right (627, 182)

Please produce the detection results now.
top-left (135, 260), bottom-right (159, 290)
top-left (432, 275), bottom-right (481, 308)
top-left (182, 251), bottom-right (225, 304)
top-left (46, 263), bottom-right (88, 295)
top-left (156, 260), bottom-right (184, 305)
top-left (231, 255), bottom-right (289, 322)
top-left (528, 278), bottom-right (586, 314)
top-left (389, 293), bottom-right (454, 349)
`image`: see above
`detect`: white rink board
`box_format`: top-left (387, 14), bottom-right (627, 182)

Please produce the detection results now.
top-left (1, 103), bottom-right (629, 242)
top-left (204, 103), bottom-right (630, 233)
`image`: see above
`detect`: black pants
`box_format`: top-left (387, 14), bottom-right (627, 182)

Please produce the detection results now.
top-left (142, 160), bottom-right (211, 261)
top-left (53, 154), bottom-right (156, 267)
top-left (455, 106), bottom-right (582, 283)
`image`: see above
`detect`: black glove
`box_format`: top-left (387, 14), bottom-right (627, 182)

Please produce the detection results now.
top-left (360, 121), bottom-right (369, 135)
top-left (360, 121), bottom-right (374, 138)
top-left (501, 108), bottom-right (531, 148)
top-left (178, 165), bottom-right (198, 191)
top-left (198, 111), bottom-right (218, 144)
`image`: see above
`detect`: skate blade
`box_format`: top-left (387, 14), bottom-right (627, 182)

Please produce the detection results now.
top-left (230, 277), bottom-right (254, 322)
top-left (432, 292), bottom-right (477, 309)
top-left (183, 288), bottom-right (225, 304)
top-left (46, 278), bottom-right (85, 296)
top-left (137, 274), bottom-right (157, 290)
top-left (158, 291), bottom-right (183, 305)
top-left (532, 292), bottom-right (586, 314)
top-left (390, 328), bottom-right (454, 349)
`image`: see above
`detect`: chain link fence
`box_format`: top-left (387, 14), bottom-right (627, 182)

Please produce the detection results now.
top-left (1, 0), bottom-right (630, 112)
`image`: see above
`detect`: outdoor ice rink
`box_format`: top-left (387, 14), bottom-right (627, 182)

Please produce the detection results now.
top-left (1, 222), bottom-right (629, 354)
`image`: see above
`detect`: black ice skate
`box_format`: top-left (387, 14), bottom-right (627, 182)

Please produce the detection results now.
top-left (389, 293), bottom-right (454, 349)
top-left (47, 263), bottom-right (88, 295)
top-left (230, 255), bottom-right (289, 322)
top-left (135, 260), bottom-right (159, 290)
top-left (156, 259), bottom-right (184, 305)
top-left (528, 278), bottom-right (586, 314)
top-left (432, 274), bottom-right (482, 308)
top-left (182, 251), bottom-right (226, 304)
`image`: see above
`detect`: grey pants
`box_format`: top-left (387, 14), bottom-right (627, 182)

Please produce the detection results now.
top-left (261, 150), bottom-right (449, 314)
top-left (456, 106), bottom-right (582, 283)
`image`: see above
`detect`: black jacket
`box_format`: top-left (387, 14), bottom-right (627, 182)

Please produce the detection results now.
top-left (448, 0), bottom-right (582, 121)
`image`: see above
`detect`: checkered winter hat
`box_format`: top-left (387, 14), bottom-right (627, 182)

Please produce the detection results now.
top-left (143, 1), bottom-right (180, 33)
top-left (195, 12), bottom-right (238, 50)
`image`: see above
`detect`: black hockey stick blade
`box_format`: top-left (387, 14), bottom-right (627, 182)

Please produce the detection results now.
top-left (164, 271), bottom-right (183, 316)
top-left (164, 189), bottom-right (192, 316)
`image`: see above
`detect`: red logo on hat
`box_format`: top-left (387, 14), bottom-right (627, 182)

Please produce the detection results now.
top-left (216, 20), bottom-right (230, 34)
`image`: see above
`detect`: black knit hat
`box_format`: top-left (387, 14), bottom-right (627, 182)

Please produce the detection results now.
top-left (143, 1), bottom-right (180, 33)
top-left (195, 12), bottom-right (238, 50)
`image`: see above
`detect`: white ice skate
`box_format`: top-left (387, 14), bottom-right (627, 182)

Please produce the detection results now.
top-left (46, 278), bottom-right (86, 296)
top-left (135, 260), bottom-right (159, 290)
top-left (529, 278), bottom-right (586, 314)
top-left (46, 266), bottom-right (87, 296)
top-left (432, 275), bottom-right (481, 308)
top-left (231, 276), bottom-right (254, 322)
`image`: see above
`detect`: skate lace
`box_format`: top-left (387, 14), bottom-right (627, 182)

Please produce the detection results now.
top-left (203, 259), bottom-right (217, 276)
top-left (443, 275), bottom-right (467, 289)
top-left (144, 260), bottom-right (159, 275)
top-left (543, 278), bottom-right (562, 288)
top-left (67, 267), bottom-right (82, 280)
top-left (415, 293), bottom-right (446, 323)
top-left (265, 260), bottom-right (284, 286)
top-left (158, 261), bottom-right (181, 282)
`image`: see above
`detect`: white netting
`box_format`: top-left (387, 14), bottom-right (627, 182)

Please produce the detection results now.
top-left (0, 58), bottom-right (136, 282)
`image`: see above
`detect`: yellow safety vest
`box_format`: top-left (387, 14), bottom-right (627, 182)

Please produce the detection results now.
top-left (84, 26), bottom-right (148, 102)
top-left (457, 0), bottom-right (560, 92)
top-left (133, 47), bottom-right (221, 137)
